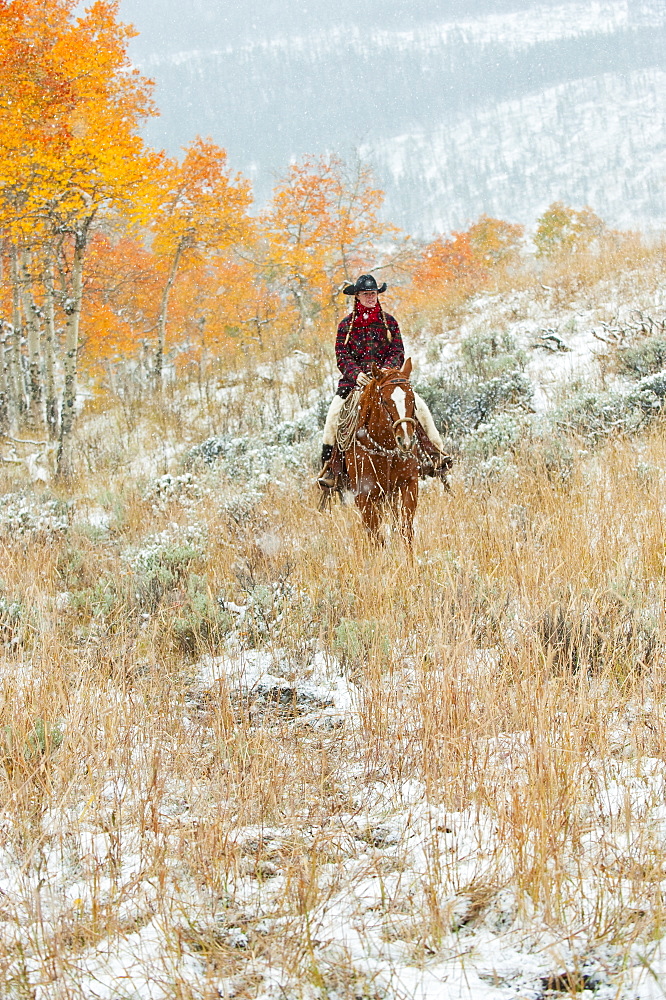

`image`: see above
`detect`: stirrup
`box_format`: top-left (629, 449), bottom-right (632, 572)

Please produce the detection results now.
top-left (432, 451), bottom-right (453, 471)
top-left (317, 463), bottom-right (336, 489)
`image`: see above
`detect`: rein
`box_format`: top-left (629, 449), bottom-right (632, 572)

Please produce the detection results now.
top-left (354, 374), bottom-right (416, 459)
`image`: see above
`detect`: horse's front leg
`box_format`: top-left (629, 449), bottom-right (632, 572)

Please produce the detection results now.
top-left (348, 453), bottom-right (386, 544)
top-left (399, 478), bottom-right (418, 547)
top-left (387, 489), bottom-right (403, 536)
top-left (355, 490), bottom-right (384, 543)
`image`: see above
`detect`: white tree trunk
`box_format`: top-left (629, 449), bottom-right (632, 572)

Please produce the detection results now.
top-left (0, 257), bottom-right (9, 434)
top-left (43, 259), bottom-right (59, 439)
top-left (0, 322), bottom-right (9, 435)
top-left (57, 232), bottom-right (85, 477)
top-left (155, 240), bottom-right (184, 385)
top-left (9, 247), bottom-right (26, 426)
top-left (20, 251), bottom-right (44, 431)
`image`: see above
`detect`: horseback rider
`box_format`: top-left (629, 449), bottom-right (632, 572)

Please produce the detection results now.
top-left (317, 273), bottom-right (448, 488)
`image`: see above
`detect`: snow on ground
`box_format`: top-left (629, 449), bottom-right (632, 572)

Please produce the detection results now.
top-left (2, 646), bottom-right (665, 996)
top-left (194, 646), bottom-right (358, 728)
top-left (406, 271), bottom-right (666, 414)
top-left (3, 274), bottom-right (666, 996)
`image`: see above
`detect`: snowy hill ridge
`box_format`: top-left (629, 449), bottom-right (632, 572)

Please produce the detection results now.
top-left (139, 1), bottom-right (664, 65)
top-left (367, 69), bottom-right (666, 233)
top-left (128, 0), bottom-right (666, 236)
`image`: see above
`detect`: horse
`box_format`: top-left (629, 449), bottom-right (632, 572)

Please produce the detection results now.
top-left (343, 359), bottom-right (419, 544)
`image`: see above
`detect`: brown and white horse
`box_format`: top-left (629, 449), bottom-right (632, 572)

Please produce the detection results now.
top-left (345, 359), bottom-right (419, 544)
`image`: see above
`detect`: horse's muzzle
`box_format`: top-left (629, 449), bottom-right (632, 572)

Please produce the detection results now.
top-left (393, 416), bottom-right (416, 452)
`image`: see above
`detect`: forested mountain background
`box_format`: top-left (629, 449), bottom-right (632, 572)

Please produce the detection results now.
top-left (120, 1), bottom-right (666, 234)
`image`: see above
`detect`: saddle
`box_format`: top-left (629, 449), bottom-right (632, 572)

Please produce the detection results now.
top-left (327, 390), bottom-right (452, 489)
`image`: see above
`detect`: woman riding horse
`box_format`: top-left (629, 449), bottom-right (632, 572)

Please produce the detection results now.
top-left (317, 273), bottom-right (448, 488)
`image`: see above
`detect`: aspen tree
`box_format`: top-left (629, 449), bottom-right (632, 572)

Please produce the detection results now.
top-left (0, 0), bottom-right (158, 474)
top-left (261, 156), bottom-right (397, 329)
top-left (151, 138), bottom-right (252, 384)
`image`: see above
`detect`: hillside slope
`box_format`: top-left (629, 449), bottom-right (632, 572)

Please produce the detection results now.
top-left (122, 0), bottom-right (666, 234)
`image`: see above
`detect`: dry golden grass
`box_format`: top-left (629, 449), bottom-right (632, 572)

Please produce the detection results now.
top-left (3, 243), bottom-right (666, 994)
top-left (1, 410), bottom-right (666, 996)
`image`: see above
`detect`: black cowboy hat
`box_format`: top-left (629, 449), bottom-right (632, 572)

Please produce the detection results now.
top-left (342, 273), bottom-right (387, 295)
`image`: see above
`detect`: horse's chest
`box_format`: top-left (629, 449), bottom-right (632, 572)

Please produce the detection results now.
top-left (349, 449), bottom-right (417, 493)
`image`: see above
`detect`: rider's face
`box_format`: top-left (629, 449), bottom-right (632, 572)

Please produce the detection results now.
top-left (357, 290), bottom-right (378, 308)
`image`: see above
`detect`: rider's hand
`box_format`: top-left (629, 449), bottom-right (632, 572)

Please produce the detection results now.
top-left (356, 372), bottom-right (372, 387)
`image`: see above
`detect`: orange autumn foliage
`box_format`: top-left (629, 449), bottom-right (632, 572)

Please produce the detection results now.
top-left (413, 232), bottom-right (486, 296)
top-left (163, 254), bottom-right (289, 373)
top-left (79, 234), bottom-right (162, 371)
top-left (403, 216), bottom-right (526, 326)
top-left (0, 0), bottom-right (158, 240)
top-left (261, 156), bottom-right (398, 329)
top-left (150, 137), bottom-right (253, 377)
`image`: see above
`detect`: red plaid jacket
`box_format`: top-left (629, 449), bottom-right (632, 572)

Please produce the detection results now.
top-left (335, 307), bottom-right (405, 397)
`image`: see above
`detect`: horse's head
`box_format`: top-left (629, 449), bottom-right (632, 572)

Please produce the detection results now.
top-left (370, 359), bottom-right (416, 454)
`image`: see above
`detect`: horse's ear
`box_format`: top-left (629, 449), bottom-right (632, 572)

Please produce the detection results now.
top-left (371, 363), bottom-right (381, 380)
top-left (402, 357), bottom-right (413, 378)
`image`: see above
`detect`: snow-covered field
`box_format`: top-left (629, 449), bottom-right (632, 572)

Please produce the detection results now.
top-left (4, 641), bottom-right (666, 998)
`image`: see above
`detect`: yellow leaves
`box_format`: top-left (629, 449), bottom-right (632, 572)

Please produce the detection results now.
top-left (260, 155), bottom-right (397, 325)
top-left (467, 215), bottom-right (525, 269)
top-left (0, 0), bottom-right (157, 242)
top-left (151, 138), bottom-right (253, 263)
top-left (534, 202), bottom-right (606, 258)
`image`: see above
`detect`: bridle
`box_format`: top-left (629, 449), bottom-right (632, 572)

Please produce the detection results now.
top-left (355, 374), bottom-right (417, 458)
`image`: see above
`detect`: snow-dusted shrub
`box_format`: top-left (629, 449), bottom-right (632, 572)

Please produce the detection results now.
top-left (187, 402), bottom-right (322, 480)
top-left (617, 337), bottom-right (666, 379)
top-left (222, 580), bottom-right (318, 653)
top-left (462, 454), bottom-right (521, 489)
top-left (136, 544), bottom-right (201, 609)
top-left (68, 577), bottom-right (120, 619)
top-left (415, 366), bottom-right (533, 448)
top-left (638, 370), bottom-right (666, 400)
top-left (0, 595), bottom-right (24, 647)
top-left (0, 494), bottom-right (69, 538)
top-left (551, 383), bottom-right (664, 444)
top-left (462, 412), bottom-right (530, 461)
top-left (332, 617), bottom-right (390, 672)
top-left (124, 525), bottom-right (207, 609)
top-left (186, 431), bottom-right (316, 485)
top-left (272, 404), bottom-right (324, 444)
top-left (170, 576), bottom-right (234, 656)
top-left (219, 489), bottom-right (265, 524)
top-left (459, 329), bottom-right (527, 378)
top-left (143, 473), bottom-right (204, 509)
top-left (188, 435), bottom-right (227, 466)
